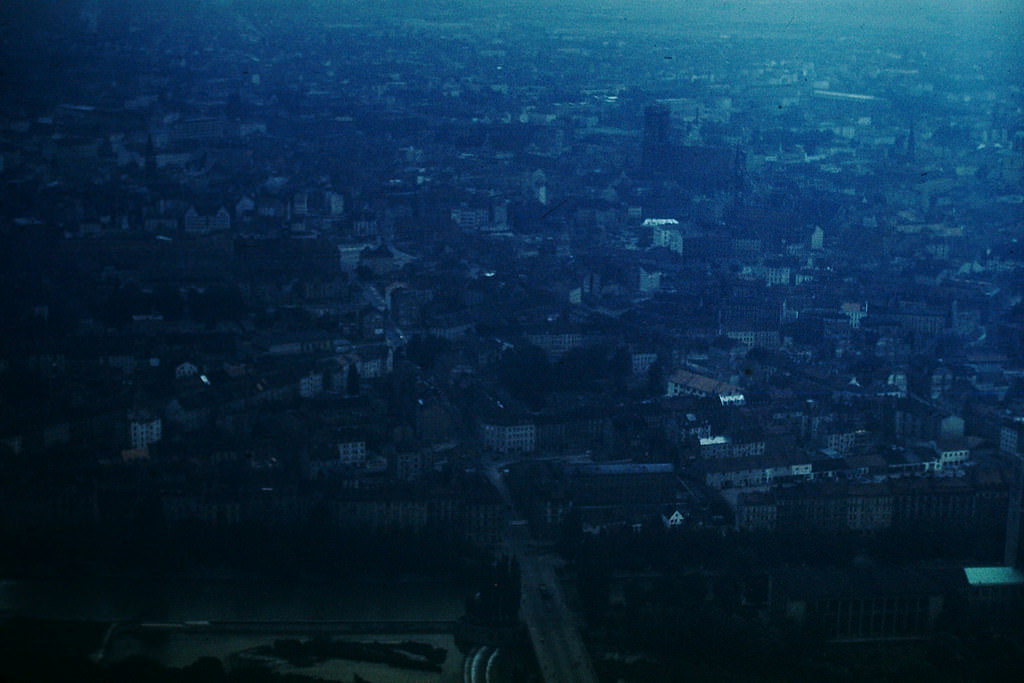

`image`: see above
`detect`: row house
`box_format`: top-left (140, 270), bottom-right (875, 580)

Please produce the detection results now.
top-left (162, 493), bottom-right (242, 526)
top-left (630, 351), bottom-right (658, 376)
top-left (394, 450), bottom-right (434, 482)
top-left (769, 566), bottom-right (949, 643)
top-left (450, 204), bottom-right (491, 230)
top-left (735, 491), bottom-right (778, 530)
top-left (481, 420), bottom-right (537, 454)
top-left (338, 439), bottom-right (368, 467)
top-left (651, 223), bottom-right (684, 254)
top-left (736, 482), bottom-right (893, 533)
top-left (666, 368), bottom-right (746, 406)
top-left (825, 428), bottom-right (869, 456)
top-left (704, 453), bottom-right (816, 490)
top-left (722, 326), bottom-right (782, 350)
top-left (1000, 418), bottom-right (1024, 456)
top-left (525, 331), bottom-right (585, 360)
top-left (128, 412), bottom-right (162, 450)
top-left (698, 435), bottom-right (766, 459)
top-left (184, 206), bottom-right (231, 234)
top-left (427, 311), bottom-right (476, 341)
top-left (254, 330), bottom-right (336, 356)
top-left (736, 470), bottom-right (1009, 533)
top-left (349, 344), bottom-right (394, 379)
top-left (299, 371), bottom-right (324, 398)
top-left (331, 496), bottom-right (459, 531)
top-left (890, 477), bottom-right (990, 529)
top-left (929, 439), bottom-right (971, 470)
top-left (463, 498), bottom-right (505, 549)
top-left (568, 463), bottom-right (677, 505)
top-left (535, 410), bottom-right (613, 452)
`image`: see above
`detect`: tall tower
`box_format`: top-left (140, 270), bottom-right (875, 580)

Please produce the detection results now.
top-left (642, 103), bottom-right (671, 171)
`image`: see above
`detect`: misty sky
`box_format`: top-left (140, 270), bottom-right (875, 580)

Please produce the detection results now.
top-left (2, 1), bottom-right (1021, 38)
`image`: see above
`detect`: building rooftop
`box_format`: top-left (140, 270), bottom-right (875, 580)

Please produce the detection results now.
top-left (963, 566), bottom-right (1024, 587)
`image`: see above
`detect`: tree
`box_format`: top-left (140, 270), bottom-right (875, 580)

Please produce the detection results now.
top-left (346, 362), bottom-right (360, 396)
top-left (182, 657), bottom-right (226, 683)
top-left (405, 335), bottom-right (451, 371)
top-left (646, 359), bottom-right (665, 396)
top-left (497, 344), bottom-right (550, 408)
top-left (610, 346), bottom-right (632, 392)
top-left (151, 285), bottom-right (184, 321)
top-left (577, 549), bottom-right (612, 626)
top-left (99, 284), bottom-right (146, 327)
top-left (556, 346), bottom-right (607, 390)
top-left (188, 285), bottom-right (245, 325)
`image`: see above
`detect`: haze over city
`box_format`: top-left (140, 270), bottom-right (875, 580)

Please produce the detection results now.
top-left (0, 1), bottom-right (1022, 682)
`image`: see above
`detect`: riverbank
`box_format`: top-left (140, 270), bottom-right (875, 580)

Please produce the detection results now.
top-left (0, 616), bottom-right (466, 683)
top-left (1, 575), bottom-right (477, 682)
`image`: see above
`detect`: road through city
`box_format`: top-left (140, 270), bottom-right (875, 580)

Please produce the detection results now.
top-left (485, 460), bottom-right (597, 683)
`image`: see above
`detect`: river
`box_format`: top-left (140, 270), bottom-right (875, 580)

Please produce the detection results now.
top-left (0, 576), bottom-right (472, 682)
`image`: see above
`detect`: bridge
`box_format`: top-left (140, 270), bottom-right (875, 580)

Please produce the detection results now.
top-left (485, 460), bottom-right (598, 683)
